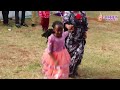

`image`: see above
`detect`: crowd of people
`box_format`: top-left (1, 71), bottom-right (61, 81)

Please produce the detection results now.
top-left (1, 11), bottom-right (51, 30)
top-left (1, 11), bottom-right (88, 79)
top-left (2, 11), bottom-right (28, 28)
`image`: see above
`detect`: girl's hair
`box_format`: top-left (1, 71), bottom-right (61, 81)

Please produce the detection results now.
top-left (52, 21), bottom-right (63, 28)
top-left (42, 21), bottom-right (63, 39)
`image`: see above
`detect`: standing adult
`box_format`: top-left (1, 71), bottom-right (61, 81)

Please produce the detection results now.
top-left (2, 11), bottom-right (9, 25)
top-left (38, 11), bottom-right (50, 31)
top-left (63, 11), bottom-right (88, 78)
top-left (15, 11), bottom-right (28, 28)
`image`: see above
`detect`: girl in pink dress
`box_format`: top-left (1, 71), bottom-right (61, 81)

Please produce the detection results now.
top-left (41, 21), bottom-right (70, 79)
top-left (38, 11), bottom-right (50, 31)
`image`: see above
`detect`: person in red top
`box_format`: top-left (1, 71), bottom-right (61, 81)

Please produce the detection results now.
top-left (39, 11), bottom-right (50, 31)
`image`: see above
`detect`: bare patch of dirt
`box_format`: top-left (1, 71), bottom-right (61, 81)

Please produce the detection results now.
top-left (17, 49), bottom-right (30, 57)
top-left (7, 36), bottom-right (12, 37)
top-left (101, 44), bottom-right (114, 52)
top-left (7, 45), bottom-right (17, 47)
top-left (16, 30), bottom-right (23, 33)
top-left (111, 22), bottom-right (120, 26)
top-left (1, 45), bottom-right (32, 60)
top-left (0, 54), bottom-right (12, 60)
top-left (101, 45), bottom-right (107, 51)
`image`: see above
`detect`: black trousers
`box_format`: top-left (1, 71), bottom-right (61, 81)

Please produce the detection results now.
top-left (2, 11), bottom-right (9, 24)
top-left (15, 11), bottom-right (25, 24)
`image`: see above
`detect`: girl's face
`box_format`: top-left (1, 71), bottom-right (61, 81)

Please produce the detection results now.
top-left (54, 25), bottom-right (63, 38)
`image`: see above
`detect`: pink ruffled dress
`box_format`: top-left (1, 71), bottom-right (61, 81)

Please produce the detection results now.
top-left (42, 31), bottom-right (70, 79)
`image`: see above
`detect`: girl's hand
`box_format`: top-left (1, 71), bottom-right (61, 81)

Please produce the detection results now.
top-left (49, 52), bottom-right (58, 65)
top-left (48, 53), bottom-right (58, 67)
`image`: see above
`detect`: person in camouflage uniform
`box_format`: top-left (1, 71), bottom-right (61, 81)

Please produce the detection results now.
top-left (63, 11), bottom-right (88, 78)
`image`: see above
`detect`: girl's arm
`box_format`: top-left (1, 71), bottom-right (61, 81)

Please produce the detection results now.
top-left (47, 35), bottom-right (58, 66)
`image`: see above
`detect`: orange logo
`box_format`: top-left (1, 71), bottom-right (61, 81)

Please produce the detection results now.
top-left (98, 13), bottom-right (103, 21)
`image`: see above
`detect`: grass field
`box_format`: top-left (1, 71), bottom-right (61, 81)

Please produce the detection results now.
top-left (0, 11), bottom-right (120, 79)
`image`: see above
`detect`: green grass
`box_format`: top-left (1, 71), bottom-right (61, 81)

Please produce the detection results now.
top-left (0, 12), bottom-right (120, 79)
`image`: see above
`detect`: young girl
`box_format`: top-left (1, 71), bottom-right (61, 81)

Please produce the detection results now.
top-left (38, 11), bottom-right (50, 31)
top-left (41, 21), bottom-right (71, 79)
